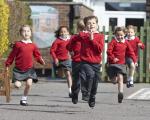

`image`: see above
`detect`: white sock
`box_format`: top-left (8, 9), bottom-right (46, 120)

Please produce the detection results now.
top-left (21, 96), bottom-right (27, 101)
top-left (129, 77), bottom-right (134, 84)
top-left (69, 88), bottom-right (72, 93)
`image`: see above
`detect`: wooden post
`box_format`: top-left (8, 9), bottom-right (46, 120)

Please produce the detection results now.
top-left (145, 26), bottom-right (150, 83)
top-left (139, 27), bottom-right (144, 82)
top-left (101, 26), bottom-right (106, 82)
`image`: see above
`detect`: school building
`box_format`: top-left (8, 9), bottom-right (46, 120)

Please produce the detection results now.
top-left (74, 0), bottom-right (146, 31)
top-left (22, 0), bottom-right (94, 76)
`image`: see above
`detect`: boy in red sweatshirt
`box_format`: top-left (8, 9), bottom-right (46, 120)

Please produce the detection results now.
top-left (79, 16), bottom-right (104, 108)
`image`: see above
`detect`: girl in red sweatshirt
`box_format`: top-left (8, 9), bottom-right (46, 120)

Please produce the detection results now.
top-left (50, 26), bottom-right (72, 98)
top-left (107, 27), bottom-right (136, 103)
top-left (125, 25), bottom-right (145, 88)
top-left (5, 24), bottom-right (45, 106)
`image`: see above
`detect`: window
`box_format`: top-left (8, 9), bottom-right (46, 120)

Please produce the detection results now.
top-left (105, 2), bottom-right (146, 11)
top-left (109, 18), bottom-right (117, 31)
top-left (30, 6), bottom-right (59, 48)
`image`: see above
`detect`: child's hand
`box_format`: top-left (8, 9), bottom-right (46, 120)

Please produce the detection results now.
top-left (70, 51), bottom-right (74, 56)
top-left (138, 43), bottom-right (142, 47)
top-left (90, 30), bottom-right (94, 40)
top-left (113, 58), bottom-right (119, 63)
top-left (135, 62), bottom-right (138, 66)
top-left (42, 60), bottom-right (45, 65)
top-left (5, 67), bottom-right (9, 71)
top-left (54, 59), bottom-right (59, 66)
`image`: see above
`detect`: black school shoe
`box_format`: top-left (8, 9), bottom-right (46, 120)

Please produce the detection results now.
top-left (20, 100), bottom-right (28, 106)
top-left (72, 94), bottom-right (78, 104)
top-left (33, 79), bottom-right (38, 83)
top-left (82, 95), bottom-right (89, 101)
top-left (126, 81), bottom-right (134, 88)
top-left (118, 92), bottom-right (123, 103)
top-left (88, 97), bottom-right (95, 108)
top-left (69, 93), bottom-right (73, 98)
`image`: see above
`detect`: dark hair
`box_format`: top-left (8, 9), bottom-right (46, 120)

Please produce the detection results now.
top-left (19, 24), bottom-right (32, 35)
top-left (114, 26), bottom-right (126, 34)
top-left (55, 26), bottom-right (70, 38)
top-left (83, 15), bottom-right (98, 25)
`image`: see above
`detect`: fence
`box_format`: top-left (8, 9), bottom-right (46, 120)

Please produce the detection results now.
top-left (101, 22), bottom-right (150, 83)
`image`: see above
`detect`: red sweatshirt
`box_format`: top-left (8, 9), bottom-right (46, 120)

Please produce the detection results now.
top-left (107, 39), bottom-right (136, 64)
top-left (126, 36), bottom-right (145, 61)
top-left (66, 34), bottom-right (81, 62)
top-left (5, 41), bottom-right (44, 71)
top-left (50, 38), bottom-right (70, 61)
top-left (79, 31), bottom-right (104, 64)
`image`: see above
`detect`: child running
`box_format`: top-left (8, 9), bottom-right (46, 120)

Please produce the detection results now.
top-left (5, 24), bottom-right (45, 106)
top-left (79, 16), bottom-right (104, 108)
top-left (66, 19), bottom-right (85, 104)
top-left (50, 26), bottom-right (72, 98)
top-left (125, 25), bottom-right (145, 88)
top-left (107, 26), bottom-right (136, 103)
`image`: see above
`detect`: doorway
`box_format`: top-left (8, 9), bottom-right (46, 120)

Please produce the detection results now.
top-left (126, 18), bottom-right (144, 32)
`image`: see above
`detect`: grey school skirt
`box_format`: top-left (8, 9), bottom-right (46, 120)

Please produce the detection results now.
top-left (58, 59), bottom-right (72, 71)
top-left (12, 67), bottom-right (38, 83)
top-left (107, 64), bottom-right (127, 79)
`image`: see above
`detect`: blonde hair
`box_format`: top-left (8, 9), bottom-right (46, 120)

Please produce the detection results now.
top-left (77, 19), bottom-right (85, 32)
top-left (126, 25), bottom-right (136, 32)
top-left (19, 24), bottom-right (32, 35)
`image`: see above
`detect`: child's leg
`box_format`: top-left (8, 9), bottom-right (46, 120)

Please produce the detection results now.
top-left (20, 78), bottom-right (32, 106)
top-left (117, 74), bottom-right (124, 93)
top-left (111, 76), bottom-right (118, 84)
top-left (117, 73), bottom-right (124, 103)
top-left (127, 62), bottom-right (135, 87)
top-left (64, 70), bottom-right (72, 96)
top-left (24, 78), bottom-right (32, 96)
top-left (14, 81), bottom-right (22, 88)
top-left (71, 62), bottom-right (81, 104)
top-left (128, 62), bottom-right (135, 83)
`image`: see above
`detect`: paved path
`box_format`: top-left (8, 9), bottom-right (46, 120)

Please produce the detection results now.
top-left (0, 78), bottom-right (150, 120)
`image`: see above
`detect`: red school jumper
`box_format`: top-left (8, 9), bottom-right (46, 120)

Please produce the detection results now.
top-left (79, 31), bottom-right (104, 64)
top-left (126, 36), bottom-right (145, 61)
top-left (66, 34), bottom-right (81, 62)
top-left (5, 41), bottom-right (44, 71)
top-left (107, 39), bottom-right (136, 64)
top-left (50, 38), bottom-right (70, 61)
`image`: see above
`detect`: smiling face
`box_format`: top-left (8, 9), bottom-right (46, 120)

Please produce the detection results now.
top-left (59, 27), bottom-right (69, 39)
top-left (115, 30), bottom-right (125, 41)
top-left (20, 26), bottom-right (32, 40)
top-left (127, 28), bottom-right (135, 37)
top-left (86, 18), bottom-right (98, 32)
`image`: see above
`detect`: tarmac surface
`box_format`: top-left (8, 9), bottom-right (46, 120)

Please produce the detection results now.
top-left (0, 78), bottom-right (150, 120)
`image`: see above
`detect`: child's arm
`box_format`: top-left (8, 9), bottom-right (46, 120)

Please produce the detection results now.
top-left (33, 44), bottom-right (45, 65)
top-left (5, 43), bottom-right (18, 67)
top-left (90, 33), bottom-right (104, 54)
top-left (107, 40), bottom-right (116, 63)
top-left (126, 42), bottom-right (136, 63)
top-left (136, 37), bottom-right (145, 50)
top-left (50, 41), bottom-right (59, 66)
